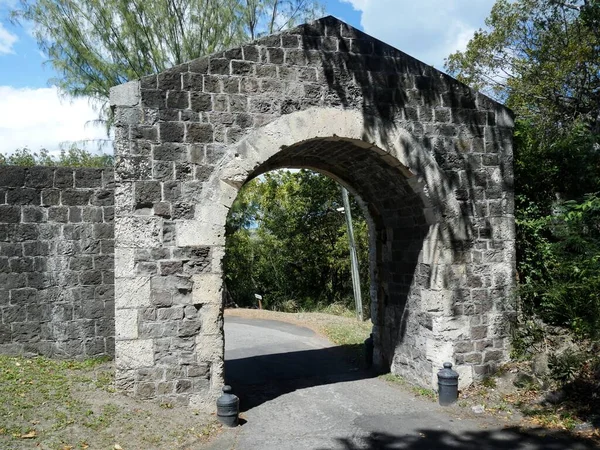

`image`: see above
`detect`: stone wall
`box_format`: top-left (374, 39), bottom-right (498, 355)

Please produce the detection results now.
top-left (0, 166), bottom-right (115, 358)
top-left (110, 15), bottom-right (516, 409)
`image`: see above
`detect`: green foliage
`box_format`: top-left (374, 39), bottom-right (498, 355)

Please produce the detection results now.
top-left (0, 146), bottom-right (113, 167)
top-left (514, 119), bottom-right (600, 212)
top-left (510, 318), bottom-right (546, 359)
top-left (224, 169), bottom-right (370, 315)
top-left (323, 321), bottom-right (371, 346)
top-left (12, 0), bottom-right (323, 125)
top-left (517, 194), bottom-right (600, 338)
top-left (481, 376), bottom-right (497, 389)
top-left (548, 350), bottom-right (586, 383)
top-left (446, 0), bottom-right (600, 134)
top-left (449, 0), bottom-right (600, 344)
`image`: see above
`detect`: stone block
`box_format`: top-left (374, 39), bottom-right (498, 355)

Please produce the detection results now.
top-left (115, 216), bottom-right (162, 248)
top-left (179, 318), bottom-right (202, 337)
top-left (9, 257), bottom-right (33, 273)
top-left (153, 143), bottom-right (187, 162)
top-left (75, 169), bottom-right (103, 188)
top-left (190, 273), bottom-right (222, 305)
top-left (116, 148), bottom-right (151, 175)
top-left (231, 60), bottom-right (254, 75)
top-left (158, 261), bottom-right (182, 276)
top-left (110, 81), bottom-right (140, 107)
top-left (23, 241), bottom-right (50, 256)
top-left (185, 123), bottom-right (214, 143)
top-left (176, 220), bottom-right (225, 247)
top-left (159, 122), bottom-right (185, 143)
top-left (175, 379), bottom-right (193, 393)
top-left (115, 308), bottom-right (139, 340)
top-left (190, 92), bottom-right (212, 112)
top-left (80, 270), bottom-right (103, 285)
top-left (2, 304), bottom-right (26, 322)
top-left (187, 363), bottom-right (209, 378)
top-left (134, 181), bottom-right (161, 207)
top-left (68, 206), bottom-right (82, 223)
top-left (22, 206), bottom-right (46, 223)
top-left (0, 166), bottom-right (26, 187)
top-left (157, 306), bottom-right (184, 321)
top-left (62, 189), bottom-right (92, 206)
top-left (12, 321), bottom-right (41, 342)
top-left (0, 243), bottom-right (22, 258)
top-left (91, 190), bottom-right (114, 207)
top-left (24, 167), bottom-right (53, 188)
top-left (209, 58), bottom-right (230, 75)
top-left (7, 187), bottom-right (39, 205)
top-left (115, 339), bottom-right (154, 369)
top-left (136, 381), bottom-right (157, 399)
top-left (82, 206), bottom-right (103, 223)
top-left (115, 277), bottom-right (151, 308)
top-left (166, 91), bottom-right (189, 109)
top-left (0, 205), bottom-right (20, 223)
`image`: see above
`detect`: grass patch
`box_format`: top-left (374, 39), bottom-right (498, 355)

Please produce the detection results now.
top-left (0, 355), bottom-right (107, 439)
top-left (321, 321), bottom-right (371, 346)
top-left (379, 373), bottom-right (437, 401)
top-left (317, 302), bottom-right (358, 319)
top-left (0, 355), bottom-right (219, 449)
top-left (321, 320), bottom-right (372, 368)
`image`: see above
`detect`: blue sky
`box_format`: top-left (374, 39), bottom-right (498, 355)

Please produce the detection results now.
top-left (0, 0), bottom-right (496, 154)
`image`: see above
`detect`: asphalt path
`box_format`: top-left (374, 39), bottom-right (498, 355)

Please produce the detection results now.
top-left (202, 316), bottom-right (597, 450)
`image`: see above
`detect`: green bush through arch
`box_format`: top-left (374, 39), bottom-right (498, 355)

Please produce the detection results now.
top-left (224, 168), bottom-right (370, 318)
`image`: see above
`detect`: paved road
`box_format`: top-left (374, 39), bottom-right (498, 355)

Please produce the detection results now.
top-left (203, 316), bottom-right (597, 450)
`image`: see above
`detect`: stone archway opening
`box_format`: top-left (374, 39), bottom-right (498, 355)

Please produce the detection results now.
top-left (221, 167), bottom-right (372, 317)
top-left (219, 140), bottom-right (429, 410)
top-left (239, 137), bottom-right (431, 373)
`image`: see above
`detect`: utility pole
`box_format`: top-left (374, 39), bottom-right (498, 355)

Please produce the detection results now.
top-left (341, 187), bottom-right (364, 321)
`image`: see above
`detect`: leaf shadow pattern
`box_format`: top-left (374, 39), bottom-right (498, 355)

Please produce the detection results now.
top-left (319, 427), bottom-right (599, 450)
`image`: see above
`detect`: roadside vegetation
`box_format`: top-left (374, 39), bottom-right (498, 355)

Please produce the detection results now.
top-left (446, 0), bottom-right (600, 434)
top-left (224, 169), bottom-right (371, 318)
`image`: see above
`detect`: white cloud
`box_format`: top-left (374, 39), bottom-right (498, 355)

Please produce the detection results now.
top-left (0, 23), bottom-right (18, 54)
top-left (340, 0), bottom-right (495, 68)
top-left (0, 86), bottom-right (109, 154)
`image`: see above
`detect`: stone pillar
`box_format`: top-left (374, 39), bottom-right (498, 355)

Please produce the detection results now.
top-left (111, 81), bottom-right (223, 409)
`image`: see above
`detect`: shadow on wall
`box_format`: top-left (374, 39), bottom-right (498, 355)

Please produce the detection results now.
top-left (316, 428), bottom-right (599, 450)
top-left (293, 17), bottom-right (515, 365)
top-left (297, 15), bottom-right (513, 268)
top-left (225, 344), bottom-right (375, 412)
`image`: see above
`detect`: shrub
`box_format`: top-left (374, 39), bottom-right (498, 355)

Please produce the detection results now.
top-left (0, 146), bottom-right (113, 167)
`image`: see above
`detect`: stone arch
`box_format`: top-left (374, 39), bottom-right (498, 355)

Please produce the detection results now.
top-left (180, 108), bottom-right (471, 399)
top-left (110, 16), bottom-right (516, 410)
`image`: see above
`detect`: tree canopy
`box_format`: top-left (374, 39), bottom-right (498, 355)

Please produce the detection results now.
top-left (0, 146), bottom-right (113, 167)
top-left (12, 0), bottom-right (323, 122)
top-left (446, 0), bottom-right (600, 136)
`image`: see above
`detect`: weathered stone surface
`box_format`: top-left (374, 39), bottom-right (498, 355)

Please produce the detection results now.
top-left (0, 167), bottom-right (114, 358)
top-left (115, 277), bottom-right (151, 308)
top-left (115, 339), bottom-right (153, 369)
top-left (114, 217), bottom-right (161, 248)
